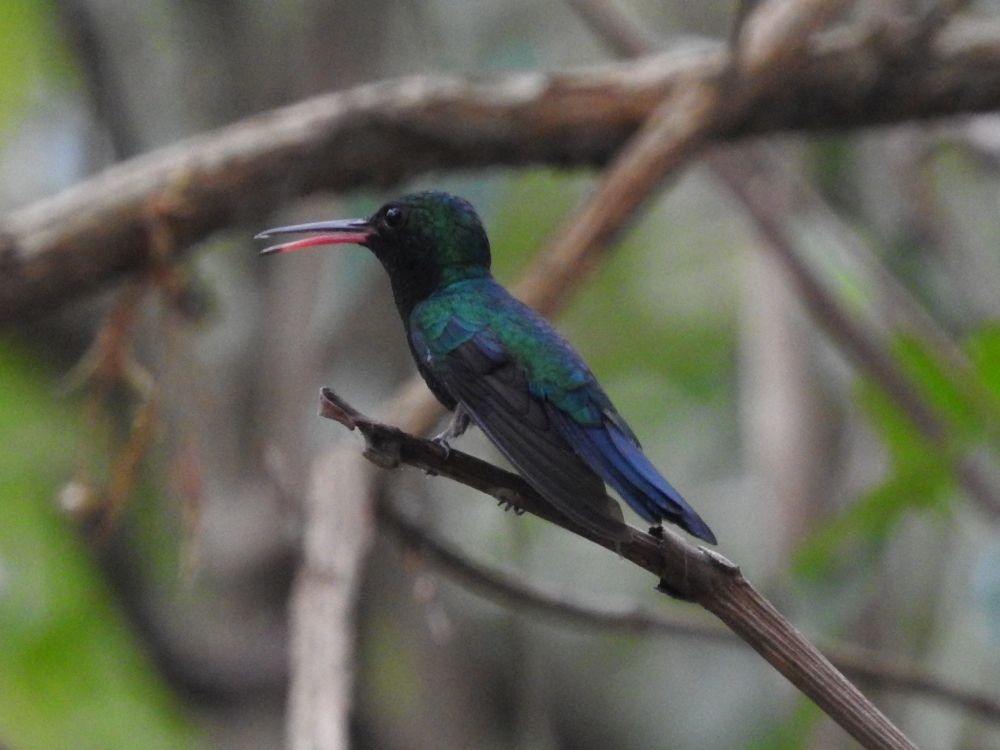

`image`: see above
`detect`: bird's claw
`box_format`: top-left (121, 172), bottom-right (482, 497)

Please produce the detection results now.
top-left (495, 489), bottom-right (525, 515)
top-left (431, 405), bottom-right (471, 460)
top-left (497, 499), bottom-right (525, 515)
top-left (431, 434), bottom-right (452, 460)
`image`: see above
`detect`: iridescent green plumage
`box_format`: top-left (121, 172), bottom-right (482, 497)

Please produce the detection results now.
top-left (411, 279), bottom-right (601, 425)
top-left (257, 191), bottom-right (716, 544)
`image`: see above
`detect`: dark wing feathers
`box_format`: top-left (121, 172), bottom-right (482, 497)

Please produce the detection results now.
top-left (549, 409), bottom-right (717, 544)
top-left (436, 337), bottom-right (630, 541)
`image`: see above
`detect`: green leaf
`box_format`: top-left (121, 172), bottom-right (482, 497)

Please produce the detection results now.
top-left (0, 0), bottom-right (75, 133)
top-left (748, 698), bottom-right (822, 750)
top-left (0, 340), bottom-right (202, 750)
top-left (795, 460), bottom-right (951, 581)
top-left (892, 335), bottom-right (979, 437)
top-left (794, 380), bottom-right (954, 581)
top-left (967, 323), bottom-right (1000, 400)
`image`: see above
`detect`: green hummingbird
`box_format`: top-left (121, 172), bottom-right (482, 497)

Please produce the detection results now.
top-left (257, 191), bottom-right (716, 544)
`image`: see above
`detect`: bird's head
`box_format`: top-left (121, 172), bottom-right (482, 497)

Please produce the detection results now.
top-left (257, 192), bottom-right (492, 300)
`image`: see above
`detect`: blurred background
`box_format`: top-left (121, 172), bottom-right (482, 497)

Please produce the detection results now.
top-left (2, 0), bottom-right (1000, 748)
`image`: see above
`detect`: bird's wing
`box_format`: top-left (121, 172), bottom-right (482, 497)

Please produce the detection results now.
top-left (547, 404), bottom-right (717, 544)
top-left (426, 330), bottom-right (630, 542)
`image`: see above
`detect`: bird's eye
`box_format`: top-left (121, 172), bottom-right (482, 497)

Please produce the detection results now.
top-left (383, 206), bottom-right (405, 229)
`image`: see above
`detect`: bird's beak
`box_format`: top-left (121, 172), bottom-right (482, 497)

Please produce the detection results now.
top-left (255, 219), bottom-right (375, 256)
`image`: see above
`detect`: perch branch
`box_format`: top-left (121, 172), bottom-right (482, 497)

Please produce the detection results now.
top-left (5, 17), bottom-right (1000, 320)
top-left (319, 387), bottom-right (917, 750)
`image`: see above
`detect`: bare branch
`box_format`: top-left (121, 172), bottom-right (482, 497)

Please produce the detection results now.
top-left (319, 387), bottom-right (917, 750)
top-left (381, 503), bottom-right (1000, 724)
top-left (916, 0), bottom-right (973, 45)
top-left (287, 448), bottom-right (376, 750)
top-left (54, 0), bottom-right (141, 159)
top-left (563, 0), bottom-right (658, 57)
top-left (5, 18), bottom-right (1000, 321)
top-left (713, 155), bottom-right (946, 441)
top-left (731, 0), bottom-right (848, 85)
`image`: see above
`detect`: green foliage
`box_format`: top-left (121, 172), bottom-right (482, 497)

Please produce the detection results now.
top-left (0, 0), bottom-right (74, 132)
top-left (489, 169), bottom-right (586, 280)
top-left (794, 323), bottom-right (1000, 581)
top-left (795, 371), bottom-right (955, 581)
top-left (809, 136), bottom-right (857, 216)
top-left (966, 323), bottom-right (1000, 413)
top-left (0, 340), bottom-right (201, 750)
top-left (748, 698), bottom-right (822, 750)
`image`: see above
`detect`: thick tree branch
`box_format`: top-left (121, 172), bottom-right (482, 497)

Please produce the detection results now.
top-left (380, 503), bottom-right (1000, 724)
top-left (319, 388), bottom-right (917, 750)
top-left (4, 18), bottom-right (1000, 321)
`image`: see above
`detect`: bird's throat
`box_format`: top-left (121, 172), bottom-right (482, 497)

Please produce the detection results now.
top-left (385, 261), bottom-right (489, 323)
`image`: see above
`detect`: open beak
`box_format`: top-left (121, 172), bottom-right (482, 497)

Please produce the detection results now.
top-left (255, 218), bottom-right (375, 256)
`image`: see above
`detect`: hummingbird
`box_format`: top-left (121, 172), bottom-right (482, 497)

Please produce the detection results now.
top-left (257, 192), bottom-right (716, 544)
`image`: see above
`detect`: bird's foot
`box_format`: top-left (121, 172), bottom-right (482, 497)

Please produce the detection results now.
top-left (431, 405), bottom-right (471, 460)
top-left (496, 489), bottom-right (525, 515)
top-left (648, 524), bottom-right (665, 540)
top-left (430, 434), bottom-right (452, 460)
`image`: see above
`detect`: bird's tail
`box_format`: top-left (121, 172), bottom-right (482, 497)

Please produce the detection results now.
top-left (553, 412), bottom-right (717, 544)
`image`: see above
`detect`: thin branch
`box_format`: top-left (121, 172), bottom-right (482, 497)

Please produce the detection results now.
top-left (380, 502), bottom-right (1000, 724)
top-left (710, 152), bottom-right (1000, 518)
top-left (287, 447), bottom-right (375, 750)
top-left (713, 156), bottom-right (945, 442)
top-left (379, 499), bottom-right (733, 642)
top-left (5, 18), bottom-right (1000, 321)
top-left (54, 0), bottom-right (141, 159)
top-left (563, 0), bottom-right (659, 57)
top-left (319, 387), bottom-right (917, 750)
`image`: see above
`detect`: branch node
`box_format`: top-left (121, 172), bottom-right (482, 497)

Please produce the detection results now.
top-left (362, 433), bottom-right (402, 469)
top-left (702, 547), bottom-right (741, 576)
top-left (655, 577), bottom-right (696, 602)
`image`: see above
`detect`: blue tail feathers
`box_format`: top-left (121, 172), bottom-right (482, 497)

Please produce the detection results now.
top-left (553, 410), bottom-right (717, 544)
